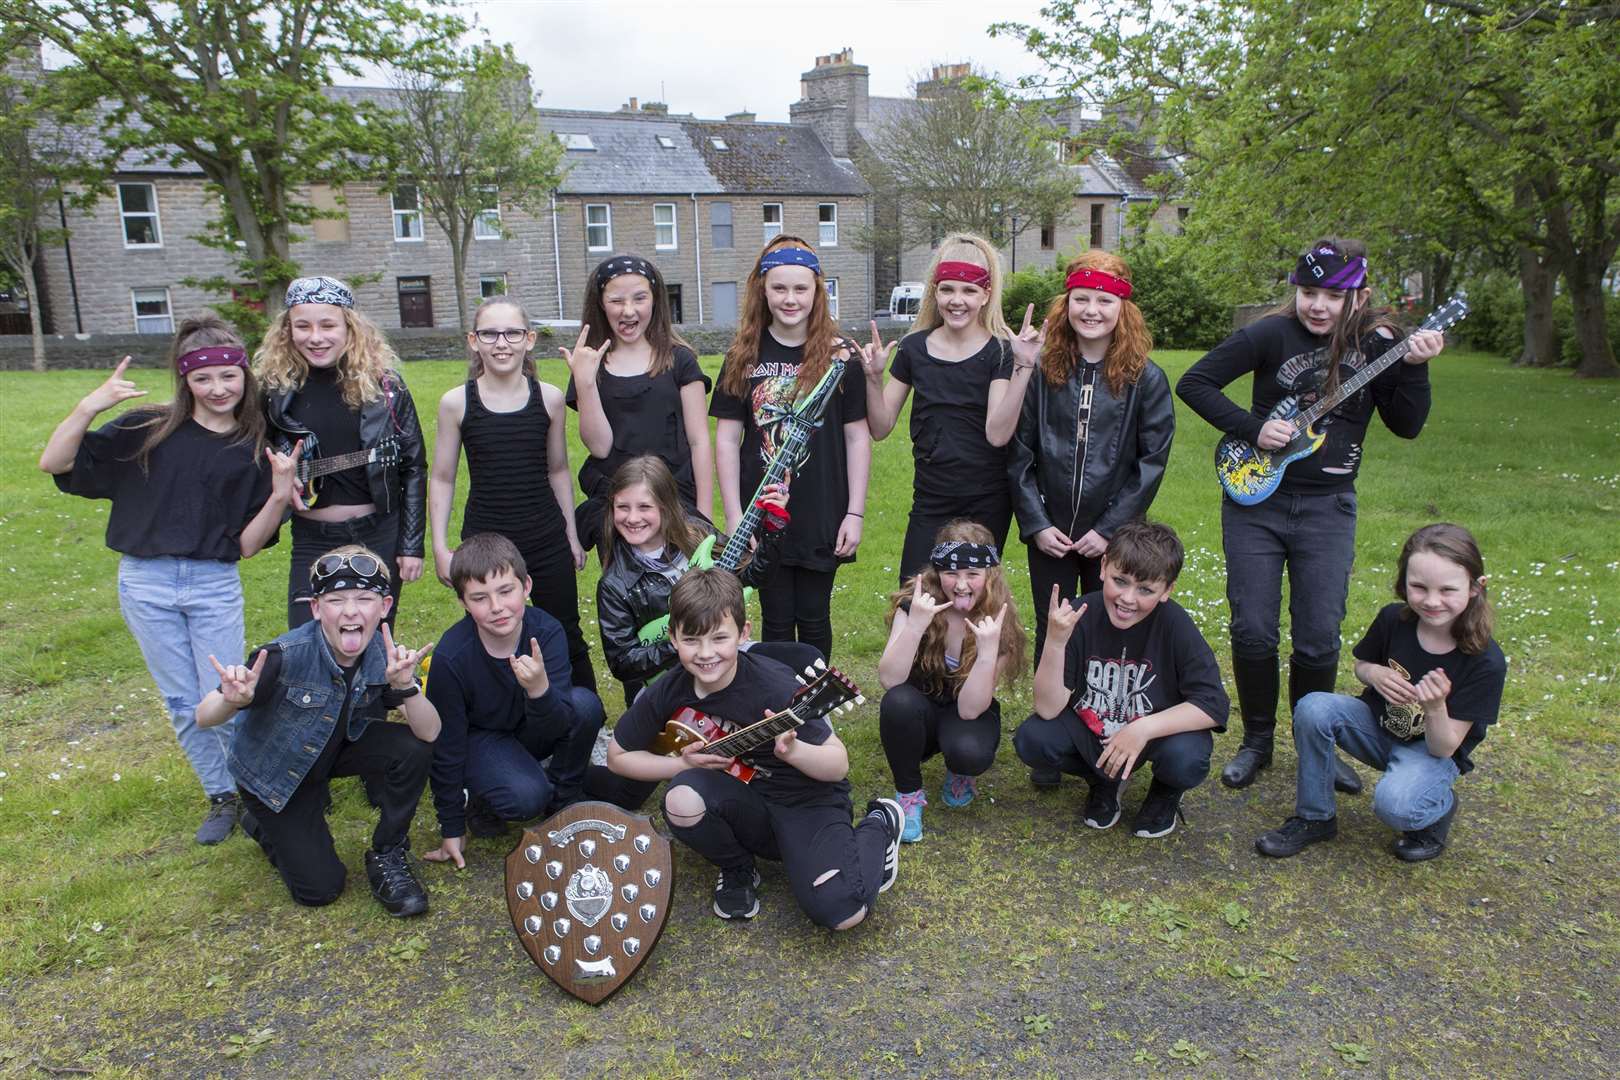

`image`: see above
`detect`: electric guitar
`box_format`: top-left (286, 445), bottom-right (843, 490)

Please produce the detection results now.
top-left (291, 435), bottom-right (400, 508)
top-left (1214, 293), bottom-right (1470, 505)
top-left (647, 660), bottom-right (863, 783)
top-left (635, 356), bottom-right (850, 645)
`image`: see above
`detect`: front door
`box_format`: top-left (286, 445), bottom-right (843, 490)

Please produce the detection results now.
top-left (397, 277), bottom-right (433, 328)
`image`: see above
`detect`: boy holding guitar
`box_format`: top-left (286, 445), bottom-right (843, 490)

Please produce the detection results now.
top-left (606, 569), bottom-right (903, 927)
top-left (1176, 239), bottom-right (1446, 793)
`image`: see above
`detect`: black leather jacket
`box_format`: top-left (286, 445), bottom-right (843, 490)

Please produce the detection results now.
top-left (596, 525), bottom-right (784, 686)
top-left (1008, 360), bottom-right (1175, 542)
top-left (265, 370), bottom-right (428, 557)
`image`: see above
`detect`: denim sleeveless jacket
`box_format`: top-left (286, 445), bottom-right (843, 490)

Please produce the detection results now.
top-left (228, 619), bottom-right (391, 811)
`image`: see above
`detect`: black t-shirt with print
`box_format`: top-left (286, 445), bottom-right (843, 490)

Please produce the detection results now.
top-left (1177, 314), bottom-right (1431, 495)
top-left (1055, 593), bottom-right (1229, 735)
top-left (889, 332), bottom-right (1012, 505)
top-left (612, 650), bottom-right (846, 806)
top-left (709, 331), bottom-right (867, 571)
top-left (1353, 603), bottom-right (1506, 774)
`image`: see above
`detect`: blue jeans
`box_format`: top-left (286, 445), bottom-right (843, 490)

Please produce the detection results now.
top-left (117, 555), bottom-right (243, 797)
top-left (1221, 492), bottom-right (1357, 665)
top-left (1293, 692), bottom-right (1459, 829)
top-left (463, 687), bottom-right (605, 819)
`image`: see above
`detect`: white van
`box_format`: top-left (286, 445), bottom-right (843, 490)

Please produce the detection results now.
top-left (889, 282), bottom-right (925, 323)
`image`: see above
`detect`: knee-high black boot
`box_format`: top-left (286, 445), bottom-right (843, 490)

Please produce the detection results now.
top-left (1221, 653), bottom-right (1279, 789)
top-left (1289, 657), bottom-right (1363, 795)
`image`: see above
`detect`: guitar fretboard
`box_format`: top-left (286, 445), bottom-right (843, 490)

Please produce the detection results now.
top-left (704, 707), bottom-right (807, 759)
top-left (296, 447), bottom-right (376, 482)
top-left (1294, 300), bottom-right (1465, 429)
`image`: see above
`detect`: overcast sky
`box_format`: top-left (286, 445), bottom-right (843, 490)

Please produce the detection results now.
top-left (459, 0), bottom-right (1055, 120)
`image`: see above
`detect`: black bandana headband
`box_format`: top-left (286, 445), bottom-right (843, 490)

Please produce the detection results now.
top-left (931, 541), bottom-right (1000, 571)
top-left (310, 552), bottom-right (391, 597)
top-left (593, 255), bottom-right (658, 293)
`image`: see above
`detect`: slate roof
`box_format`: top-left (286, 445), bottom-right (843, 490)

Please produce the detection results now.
top-left (540, 109), bottom-right (722, 195)
top-left (680, 120), bottom-right (868, 196)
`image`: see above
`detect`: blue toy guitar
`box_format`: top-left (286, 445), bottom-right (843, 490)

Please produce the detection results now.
top-left (1214, 293), bottom-right (1470, 505)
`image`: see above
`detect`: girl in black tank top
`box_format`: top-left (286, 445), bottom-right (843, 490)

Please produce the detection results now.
top-left (430, 297), bottom-right (597, 690)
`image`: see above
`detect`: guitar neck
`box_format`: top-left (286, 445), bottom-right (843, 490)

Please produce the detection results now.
top-left (298, 446), bottom-right (374, 481)
top-left (705, 706), bottom-right (805, 759)
top-left (1294, 336), bottom-right (1416, 429)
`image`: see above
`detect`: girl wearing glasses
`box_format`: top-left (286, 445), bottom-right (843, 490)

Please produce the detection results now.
top-left (562, 254), bottom-right (714, 554)
top-left (429, 295), bottom-right (596, 690)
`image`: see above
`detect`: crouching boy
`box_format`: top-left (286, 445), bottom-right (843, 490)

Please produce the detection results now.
top-left (606, 568), bottom-right (903, 927)
top-left (198, 545), bottom-right (440, 915)
top-left (422, 534), bottom-right (606, 869)
top-left (1014, 521), bottom-right (1229, 838)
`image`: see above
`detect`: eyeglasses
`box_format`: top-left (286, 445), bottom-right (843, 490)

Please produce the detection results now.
top-left (313, 552), bottom-right (383, 581)
top-left (474, 328), bottom-right (530, 345)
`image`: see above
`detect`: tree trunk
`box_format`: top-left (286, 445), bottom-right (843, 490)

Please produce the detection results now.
top-left (22, 255), bottom-right (46, 372)
top-left (1514, 244), bottom-right (1558, 368)
top-left (1565, 253), bottom-right (1619, 379)
top-left (449, 229), bottom-right (469, 331)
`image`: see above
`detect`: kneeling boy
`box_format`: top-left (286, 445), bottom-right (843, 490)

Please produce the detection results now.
top-left (423, 534), bottom-right (606, 868)
top-left (198, 545), bottom-right (440, 915)
top-left (606, 568), bottom-right (903, 927)
top-left (1014, 521), bottom-right (1229, 838)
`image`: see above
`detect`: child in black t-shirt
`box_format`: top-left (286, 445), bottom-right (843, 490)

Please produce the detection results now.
top-left (606, 568), bottom-right (902, 927)
top-left (1257, 524), bottom-right (1506, 862)
top-left (1014, 522), bottom-right (1229, 838)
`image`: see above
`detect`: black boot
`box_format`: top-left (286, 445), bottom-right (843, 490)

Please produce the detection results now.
top-left (1221, 654), bottom-right (1279, 789)
top-left (1290, 658), bottom-right (1362, 795)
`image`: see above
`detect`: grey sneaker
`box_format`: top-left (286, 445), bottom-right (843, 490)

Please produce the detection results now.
top-left (196, 792), bottom-right (240, 845)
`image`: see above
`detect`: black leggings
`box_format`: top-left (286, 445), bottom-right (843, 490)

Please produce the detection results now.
top-left (758, 565), bottom-right (838, 660)
top-left (287, 511), bottom-right (402, 629)
top-left (1025, 541), bottom-right (1102, 671)
top-left (879, 683), bottom-right (1002, 792)
top-left (897, 498), bottom-right (1013, 584)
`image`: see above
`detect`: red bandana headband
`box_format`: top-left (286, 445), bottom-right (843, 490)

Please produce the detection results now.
top-left (934, 260), bottom-right (991, 289)
top-left (1065, 268), bottom-right (1133, 300)
top-left (176, 345), bottom-right (249, 376)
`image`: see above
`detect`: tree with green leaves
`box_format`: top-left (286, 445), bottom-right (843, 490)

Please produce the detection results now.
top-left (379, 43), bottom-right (564, 330)
top-left (0, 0), bottom-right (468, 324)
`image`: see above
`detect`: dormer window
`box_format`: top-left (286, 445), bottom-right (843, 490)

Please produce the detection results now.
top-left (710, 136), bottom-right (728, 151)
top-left (656, 135), bottom-right (675, 149)
top-left (560, 133), bottom-right (595, 151)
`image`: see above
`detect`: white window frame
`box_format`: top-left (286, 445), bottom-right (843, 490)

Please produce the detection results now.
top-left (560, 133), bottom-right (596, 151)
top-left (479, 273), bottom-right (508, 299)
top-left (474, 186), bottom-right (502, 240)
top-left (655, 134), bottom-right (675, 149)
top-left (653, 202), bottom-right (678, 250)
top-left (585, 203), bottom-right (612, 251)
top-left (825, 277), bottom-right (839, 320)
top-left (710, 136), bottom-right (728, 151)
top-left (818, 202), bottom-right (838, 247)
top-left (393, 184), bottom-right (424, 242)
top-left (118, 182), bottom-right (162, 249)
top-left (131, 287), bottom-right (173, 334)
top-left (762, 202), bottom-right (783, 242)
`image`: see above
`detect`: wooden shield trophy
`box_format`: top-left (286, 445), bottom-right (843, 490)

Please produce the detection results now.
top-left (504, 801), bottom-right (673, 1004)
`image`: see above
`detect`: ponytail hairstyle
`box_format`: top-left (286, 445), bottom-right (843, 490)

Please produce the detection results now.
top-left (132, 312), bottom-right (267, 470)
top-left (581, 254), bottom-right (689, 377)
top-left (1039, 249), bottom-right (1153, 396)
top-left (885, 520), bottom-right (1026, 697)
top-left (467, 295), bottom-right (537, 379)
top-left (600, 455), bottom-right (709, 568)
top-left (1394, 523), bottom-right (1495, 656)
top-left (909, 232), bottom-right (1012, 340)
top-left (719, 234), bottom-right (851, 399)
top-left (1270, 236), bottom-right (1402, 395)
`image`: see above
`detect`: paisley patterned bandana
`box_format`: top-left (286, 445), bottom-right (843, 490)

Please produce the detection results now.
top-left (931, 541), bottom-right (1001, 571)
top-left (593, 255), bottom-right (658, 293)
top-left (758, 246), bottom-right (821, 276)
top-left (284, 276), bottom-right (355, 309)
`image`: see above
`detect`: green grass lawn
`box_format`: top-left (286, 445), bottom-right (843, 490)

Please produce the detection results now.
top-left (1, 351), bottom-right (1616, 1078)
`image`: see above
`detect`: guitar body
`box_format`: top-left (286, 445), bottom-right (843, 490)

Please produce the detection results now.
top-left (648, 706), bottom-right (759, 783)
top-left (1213, 396), bottom-right (1326, 505)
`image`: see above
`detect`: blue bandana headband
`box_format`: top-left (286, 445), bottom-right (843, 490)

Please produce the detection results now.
top-left (758, 246), bottom-right (821, 276)
top-left (931, 541), bottom-right (1000, 571)
top-left (594, 255), bottom-right (658, 293)
top-left (285, 275), bottom-right (355, 309)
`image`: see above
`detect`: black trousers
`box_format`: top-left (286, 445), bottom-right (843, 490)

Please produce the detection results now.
top-left (758, 565), bottom-right (838, 660)
top-left (239, 720), bottom-right (431, 907)
top-left (470, 526), bottom-right (597, 692)
top-left (1013, 712), bottom-right (1212, 793)
top-left (1025, 541), bottom-right (1102, 670)
top-left (665, 768), bottom-right (889, 929)
top-left (897, 496), bottom-right (1013, 584)
top-left (879, 682), bottom-right (1002, 792)
top-left (287, 511), bottom-right (402, 629)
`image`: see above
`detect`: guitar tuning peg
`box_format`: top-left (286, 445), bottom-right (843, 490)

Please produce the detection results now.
top-left (803, 665), bottom-right (817, 677)
top-left (854, 695), bottom-right (865, 706)
top-left (795, 675), bottom-right (806, 685)
top-left (814, 658), bottom-right (826, 670)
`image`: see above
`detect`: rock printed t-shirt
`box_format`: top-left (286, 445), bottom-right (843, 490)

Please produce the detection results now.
top-left (613, 651), bottom-right (847, 805)
top-left (889, 332), bottom-right (1012, 503)
top-left (1059, 594), bottom-right (1229, 736)
top-left (1353, 602), bottom-right (1506, 774)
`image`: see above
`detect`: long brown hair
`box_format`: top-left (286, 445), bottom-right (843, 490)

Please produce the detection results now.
top-left (1040, 250), bottom-right (1153, 396)
top-left (130, 312), bottom-right (267, 471)
top-left (581, 254), bottom-right (689, 377)
top-left (600, 456), bottom-right (710, 568)
top-left (719, 234), bottom-right (851, 398)
top-left (885, 520), bottom-right (1026, 698)
top-left (467, 296), bottom-right (537, 380)
top-left (1394, 523), bottom-right (1495, 656)
top-left (1269, 236), bottom-right (1401, 395)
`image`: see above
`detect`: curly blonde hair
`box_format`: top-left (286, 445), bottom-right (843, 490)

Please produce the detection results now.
top-left (1040, 249), bottom-right (1153, 396)
top-left (255, 304), bottom-right (400, 408)
top-left (885, 520), bottom-right (1026, 698)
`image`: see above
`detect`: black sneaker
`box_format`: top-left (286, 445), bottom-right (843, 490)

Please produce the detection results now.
top-left (1131, 782), bottom-right (1186, 838)
top-left (465, 796), bottom-right (507, 838)
top-left (1083, 781), bottom-right (1122, 829)
top-left (1029, 766), bottom-right (1063, 788)
top-left (195, 792), bottom-right (240, 846)
top-left (1393, 793), bottom-right (1458, 863)
top-left (365, 842), bottom-right (429, 917)
top-left (1254, 815), bottom-right (1338, 858)
top-left (866, 797), bottom-right (903, 894)
top-left (713, 864), bottom-right (761, 920)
